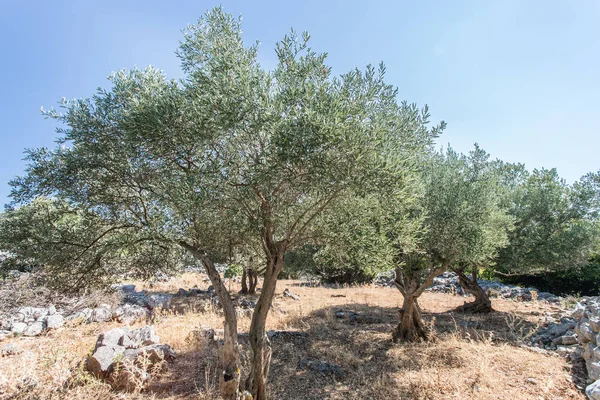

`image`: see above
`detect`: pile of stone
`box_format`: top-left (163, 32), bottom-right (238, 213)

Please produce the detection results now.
top-left (86, 325), bottom-right (176, 391)
top-left (570, 297), bottom-right (600, 399)
top-left (429, 272), bottom-right (560, 302)
top-left (531, 297), bottom-right (600, 399)
top-left (0, 306), bottom-right (65, 339)
top-left (0, 301), bottom-right (151, 341)
top-left (0, 282), bottom-right (257, 341)
top-left (375, 271), bottom-right (560, 303)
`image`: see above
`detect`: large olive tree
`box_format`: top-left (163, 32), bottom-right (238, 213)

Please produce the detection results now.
top-left (391, 146), bottom-right (512, 341)
top-left (6, 8), bottom-right (431, 399)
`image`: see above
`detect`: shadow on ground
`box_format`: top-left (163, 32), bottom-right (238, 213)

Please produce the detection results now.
top-left (129, 299), bottom-right (543, 400)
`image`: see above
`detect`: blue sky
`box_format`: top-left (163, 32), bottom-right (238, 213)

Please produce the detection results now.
top-left (1, 1), bottom-right (598, 204)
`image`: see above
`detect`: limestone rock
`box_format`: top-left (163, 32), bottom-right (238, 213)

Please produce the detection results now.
top-left (87, 326), bottom-right (175, 390)
top-left (283, 288), bottom-right (300, 300)
top-left (11, 322), bottom-right (27, 334)
top-left (586, 380), bottom-right (600, 400)
top-left (590, 362), bottom-right (600, 381)
top-left (590, 318), bottom-right (600, 333)
top-left (577, 321), bottom-right (596, 344)
top-left (561, 334), bottom-right (578, 345)
top-left (89, 306), bottom-right (113, 323)
top-left (96, 327), bottom-right (130, 350)
top-left (113, 304), bottom-right (149, 324)
top-left (135, 344), bottom-right (176, 364)
top-left (46, 314), bottom-right (65, 329)
top-left (23, 321), bottom-right (45, 336)
top-left (87, 344), bottom-right (126, 377)
top-left (127, 326), bottom-right (159, 348)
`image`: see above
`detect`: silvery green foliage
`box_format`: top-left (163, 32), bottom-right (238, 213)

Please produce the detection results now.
top-left (4, 7), bottom-right (439, 287)
top-left (0, 198), bottom-right (189, 289)
top-left (393, 144), bottom-right (513, 289)
top-left (495, 166), bottom-right (600, 275)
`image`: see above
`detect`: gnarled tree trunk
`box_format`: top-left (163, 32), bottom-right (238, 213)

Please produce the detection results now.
top-left (454, 268), bottom-right (493, 313)
top-left (392, 260), bottom-right (452, 343)
top-left (181, 243), bottom-right (240, 400)
top-left (392, 292), bottom-right (427, 342)
top-left (245, 243), bottom-right (285, 400)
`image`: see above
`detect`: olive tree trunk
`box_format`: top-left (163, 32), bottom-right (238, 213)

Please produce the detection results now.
top-left (245, 243), bottom-right (285, 400)
top-left (248, 268), bottom-right (258, 294)
top-left (392, 260), bottom-right (451, 343)
top-left (454, 268), bottom-right (493, 313)
top-left (241, 268), bottom-right (249, 294)
top-left (180, 243), bottom-right (240, 400)
top-left (392, 291), bottom-right (427, 342)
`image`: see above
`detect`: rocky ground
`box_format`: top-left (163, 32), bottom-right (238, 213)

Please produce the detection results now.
top-left (376, 271), bottom-right (561, 303)
top-left (0, 272), bottom-right (588, 399)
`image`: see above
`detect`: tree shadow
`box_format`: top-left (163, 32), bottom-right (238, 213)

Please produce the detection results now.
top-left (125, 302), bottom-right (548, 399)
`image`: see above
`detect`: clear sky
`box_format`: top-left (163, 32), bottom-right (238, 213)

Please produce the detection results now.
top-left (1, 1), bottom-right (599, 205)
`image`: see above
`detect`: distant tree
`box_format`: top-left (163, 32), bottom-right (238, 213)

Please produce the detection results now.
top-left (391, 146), bottom-right (512, 341)
top-left (0, 198), bottom-right (189, 288)
top-left (494, 168), bottom-right (600, 279)
top-left (5, 8), bottom-right (435, 399)
top-left (310, 195), bottom-right (398, 284)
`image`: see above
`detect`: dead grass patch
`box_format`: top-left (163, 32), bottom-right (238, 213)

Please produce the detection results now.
top-left (0, 275), bottom-right (583, 399)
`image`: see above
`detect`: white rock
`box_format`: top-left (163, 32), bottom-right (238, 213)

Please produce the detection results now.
top-left (113, 304), bottom-right (148, 324)
top-left (96, 327), bottom-right (130, 349)
top-left (86, 344), bottom-right (126, 377)
top-left (572, 303), bottom-right (586, 320)
top-left (90, 307), bottom-right (113, 323)
top-left (586, 380), bottom-right (600, 400)
top-left (11, 322), bottom-right (27, 334)
top-left (577, 321), bottom-right (596, 343)
top-left (127, 326), bottom-right (159, 348)
top-left (23, 321), bottom-right (45, 336)
top-left (589, 362), bottom-right (600, 381)
top-left (46, 314), bottom-right (65, 329)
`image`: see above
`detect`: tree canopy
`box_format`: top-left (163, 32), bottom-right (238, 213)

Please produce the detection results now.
top-left (495, 168), bottom-right (599, 276)
top-left (2, 7), bottom-right (444, 398)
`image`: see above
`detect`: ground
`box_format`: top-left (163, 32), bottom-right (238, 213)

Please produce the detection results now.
top-left (0, 273), bottom-right (584, 399)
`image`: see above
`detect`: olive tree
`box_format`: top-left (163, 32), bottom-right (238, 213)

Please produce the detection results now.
top-left (7, 8), bottom-right (430, 399)
top-left (0, 198), bottom-right (189, 288)
top-left (494, 168), bottom-right (600, 279)
top-left (448, 145), bottom-right (513, 313)
top-left (391, 146), bottom-right (512, 341)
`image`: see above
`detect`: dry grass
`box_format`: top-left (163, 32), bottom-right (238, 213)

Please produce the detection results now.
top-left (0, 274), bottom-right (583, 400)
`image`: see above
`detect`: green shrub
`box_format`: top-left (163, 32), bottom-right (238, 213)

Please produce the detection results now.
top-left (224, 263), bottom-right (243, 279)
top-left (498, 254), bottom-right (600, 296)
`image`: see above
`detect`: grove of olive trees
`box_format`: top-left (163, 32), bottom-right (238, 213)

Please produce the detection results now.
top-left (1, 7), bottom-right (599, 400)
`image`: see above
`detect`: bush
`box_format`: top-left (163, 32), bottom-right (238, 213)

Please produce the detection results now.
top-left (498, 255), bottom-right (600, 296)
top-left (224, 263), bottom-right (243, 279)
top-left (280, 246), bottom-right (318, 279)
